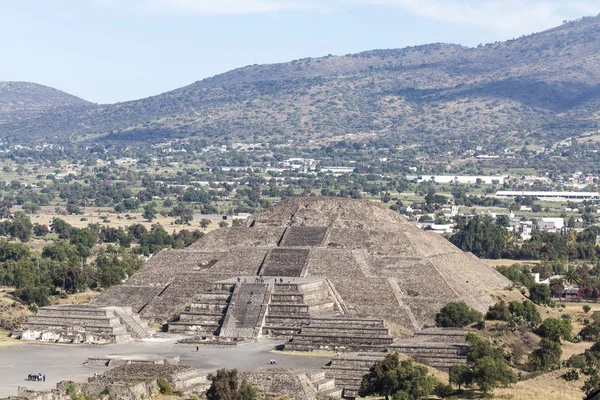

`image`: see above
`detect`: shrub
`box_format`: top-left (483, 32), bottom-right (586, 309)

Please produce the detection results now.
top-left (536, 317), bottom-right (573, 342)
top-left (584, 305), bottom-right (592, 314)
top-left (568, 354), bottom-right (587, 369)
top-left (435, 302), bottom-right (483, 328)
top-left (486, 300), bottom-right (511, 321)
top-left (509, 300), bottom-right (541, 325)
top-left (433, 383), bottom-right (454, 398)
top-left (563, 369), bottom-right (580, 381)
top-left (157, 374), bottom-right (173, 395)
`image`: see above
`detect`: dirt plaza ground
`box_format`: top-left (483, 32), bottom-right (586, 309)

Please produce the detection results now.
top-left (0, 335), bottom-right (326, 397)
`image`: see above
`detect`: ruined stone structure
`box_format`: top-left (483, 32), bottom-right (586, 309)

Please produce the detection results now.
top-left (16, 197), bottom-right (509, 350)
top-left (13, 305), bottom-right (153, 344)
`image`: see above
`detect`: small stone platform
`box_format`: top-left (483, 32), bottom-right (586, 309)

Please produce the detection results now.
top-left (13, 305), bottom-right (153, 344)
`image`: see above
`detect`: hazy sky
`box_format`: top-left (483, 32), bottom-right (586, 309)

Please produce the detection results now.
top-left (0, 0), bottom-right (597, 104)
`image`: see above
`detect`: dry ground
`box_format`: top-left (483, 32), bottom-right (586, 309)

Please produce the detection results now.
top-left (29, 206), bottom-right (222, 233)
top-left (0, 287), bottom-right (29, 332)
top-left (481, 259), bottom-right (541, 267)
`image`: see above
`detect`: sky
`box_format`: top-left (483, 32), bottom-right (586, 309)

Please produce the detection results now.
top-left (0, 0), bottom-right (598, 104)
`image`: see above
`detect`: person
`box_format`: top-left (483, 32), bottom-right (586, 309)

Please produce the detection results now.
top-left (196, 346), bottom-right (199, 352)
top-left (43, 375), bottom-right (45, 382)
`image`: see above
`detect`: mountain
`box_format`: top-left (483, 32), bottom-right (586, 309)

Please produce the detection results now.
top-left (2, 15), bottom-right (600, 148)
top-left (0, 82), bottom-right (92, 125)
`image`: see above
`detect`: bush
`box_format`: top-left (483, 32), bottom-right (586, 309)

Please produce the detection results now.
top-left (568, 354), bottom-right (587, 369)
top-left (584, 305), bottom-right (592, 314)
top-left (509, 300), bottom-right (541, 325)
top-left (433, 383), bottom-right (454, 398)
top-left (563, 369), bottom-right (580, 381)
top-left (157, 374), bottom-right (173, 395)
top-left (536, 318), bottom-right (573, 342)
top-left (486, 300), bottom-right (511, 321)
top-left (435, 302), bottom-right (483, 328)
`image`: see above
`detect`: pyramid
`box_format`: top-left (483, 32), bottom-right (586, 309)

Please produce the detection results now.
top-left (92, 197), bottom-right (509, 331)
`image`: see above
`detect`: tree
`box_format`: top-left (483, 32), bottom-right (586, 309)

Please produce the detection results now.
top-left (237, 380), bottom-right (257, 400)
top-left (549, 278), bottom-right (565, 298)
top-left (219, 221), bottom-right (229, 229)
top-left (360, 353), bottom-right (401, 397)
top-left (584, 305), bottom-right (592, 314)
top-left (449, 364), bottom-right (473, 390)
top-left (206, 369), bottom-right (256, 400)
top-left (486, 301), bottom-right (511, 321)
top-left (142, 203), bottom-right (157, 221)
top-left (528, 339), bottom-right (562, 371)
top-left (10, 212), bottom-right (32, 242)
top-left (462, 333), bottom-right (518, 396)
top-left (509, 300), bottom-right (541, 325)
top-left (435, 302), bottom-right (483, 328)
top-left (449, 217), bottom-right (509, 258)
top-left (582, 374), bottom-right (600, 398)
top-left (536, 317), bottom-right (573, 342)
top-left (359, 354), bottom-right (438, 400)
top-left (529, 283), bottom-right (551, 305)
top-left (564, 266), bottom-right (581, 285)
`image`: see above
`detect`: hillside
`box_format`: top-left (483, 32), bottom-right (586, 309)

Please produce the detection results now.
top-left (0, 82), bottom-right (92, 125)
top-left (1, 16), bottom-right (600, 148)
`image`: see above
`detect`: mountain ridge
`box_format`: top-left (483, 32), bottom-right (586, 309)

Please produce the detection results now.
top-left (2, 15), bottom-right (600, 148)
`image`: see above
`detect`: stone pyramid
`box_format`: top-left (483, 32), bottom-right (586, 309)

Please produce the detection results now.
top-left (93, 197), bottom-right (510, 330)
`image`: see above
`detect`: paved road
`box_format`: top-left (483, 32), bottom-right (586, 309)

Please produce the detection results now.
top-left (0, 337), bottom-right (327, 397)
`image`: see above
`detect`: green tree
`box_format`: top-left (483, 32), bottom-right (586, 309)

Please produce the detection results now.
top-left (508, 300), bottom-right (541, 325)
top-left (536, 317), bottom-right (573, 342)
top-left (449, 217), bottom-right (509, 259)
top-left (200, 219), bottom-right (211, 229)
top-left (448, 364), bottom-right (473, 390)
top-left (360, 354), bottom-right (438, 400)
top-left (435, 302), bottom-right (483, 328)
top-left (10, 211), bottom-right (32, 242)
top-left (463, 333), bottom-right (518, 396)
top-left (528, 339), bottom-right (562, 372)
top-left (206, 368), bottom-right (256, 400)
top-left (142, 203), bottom-right (157, 221)
top-left (529, 283), bottom-right (551, 305)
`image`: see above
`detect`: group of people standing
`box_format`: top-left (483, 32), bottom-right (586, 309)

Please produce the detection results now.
top-left (27, 373), bottom-right (45, 381)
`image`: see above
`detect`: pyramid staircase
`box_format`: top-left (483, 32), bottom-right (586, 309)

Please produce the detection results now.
top-left (263, 280), bottom-right (335, 338)
top-left (285, 317), bottom-right (394, 352)
top-left (388, 328), bottom-right (468, 370)
top-left (168, 283), bottom-right (234, 335)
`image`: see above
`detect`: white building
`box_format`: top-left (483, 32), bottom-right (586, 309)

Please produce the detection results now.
top-left (406, 175), bottom-right (507, 184)
top-left (495, 191), bottom-right (600, 202)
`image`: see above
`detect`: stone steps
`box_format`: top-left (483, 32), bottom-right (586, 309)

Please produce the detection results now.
top-left (307, 371), bottom-right (342, 399)
top-left (109, 307), bottom-right (154, 339)
top-left (285, 317), bottom-right (393, 353)
top-left (323, 352), bottom-right (387, 398)
top-left (14, 305), bottom-right (149, 344)
top-left (168, 283), bottom-right (234, 336)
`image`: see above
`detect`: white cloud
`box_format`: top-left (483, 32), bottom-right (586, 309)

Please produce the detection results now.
top-left (147, 0), bottom-right (322, 15)
top-left (345, 0), bottom-right (600, 35)
top-left (131, 0), bottom-right (599, 36)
